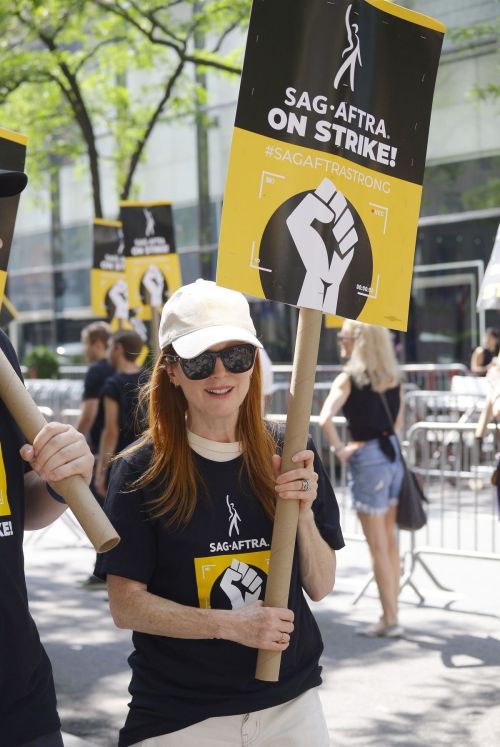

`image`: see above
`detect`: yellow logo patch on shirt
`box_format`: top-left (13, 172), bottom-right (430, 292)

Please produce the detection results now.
top-left (194, 550), bottom-right (271, 610)
top-left (0, 443), bottom-right (12, 517)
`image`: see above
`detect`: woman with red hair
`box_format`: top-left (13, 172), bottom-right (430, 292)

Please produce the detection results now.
top-left (96, 279), bottom-right (343, 747)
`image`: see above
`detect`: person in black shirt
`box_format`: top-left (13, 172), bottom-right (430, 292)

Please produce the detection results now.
top-left (0, 329), bottom-right (94, 747)
top-left (77, 321), bottom-right (114, 455)
top-left (0, 167), bottom-right (94, 747)
top-left (470, 327), bottom-right (499, 376)
top-left (96, 279), bottom-right (343, 747)
top-left (319, 319), bottom-right (404, 638)
top-left (77, 321), bottom-right (114, 587)
top-left (94, 329), bottom-right (144, 498)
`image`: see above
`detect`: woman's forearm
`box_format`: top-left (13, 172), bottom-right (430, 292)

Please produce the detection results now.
top-left (321, 418), bottom-right (345, 452)
top-left (23, 472), bottom-right (67, 530)
top-left (112, 586), bottom-right (222, 638)
top-left (296, 509), bottom-right (336, 601)
top-left (108, 577), bottom-right (296, 651)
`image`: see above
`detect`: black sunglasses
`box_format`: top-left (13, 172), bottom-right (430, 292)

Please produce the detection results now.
top-left (165, 343), bottom-right (257, 380)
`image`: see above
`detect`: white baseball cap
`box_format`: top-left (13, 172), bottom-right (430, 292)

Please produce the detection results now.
top-left (158, 279), bottom-right (263, 358)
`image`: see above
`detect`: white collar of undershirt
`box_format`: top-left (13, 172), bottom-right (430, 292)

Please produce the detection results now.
top-left (187, 429), bottom-right (242, 462)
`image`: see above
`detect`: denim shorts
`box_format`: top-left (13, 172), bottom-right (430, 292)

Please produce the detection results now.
top-left (348, 435), bottom-right (404, 515)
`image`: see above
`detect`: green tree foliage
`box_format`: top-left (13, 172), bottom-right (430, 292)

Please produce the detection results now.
top-left (23, 345), bottom-right (60, 378)
top-left (0, 0), bottom-right (250, 216)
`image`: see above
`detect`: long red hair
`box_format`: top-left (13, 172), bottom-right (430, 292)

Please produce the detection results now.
top-left (125, 350), bottom-right (277, 527)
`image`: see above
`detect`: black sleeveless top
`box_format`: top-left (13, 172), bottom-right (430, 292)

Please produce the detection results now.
top-left (480, 348), bottom-right (495, 371)
top-left (343, 380), bottom-right (400, 441)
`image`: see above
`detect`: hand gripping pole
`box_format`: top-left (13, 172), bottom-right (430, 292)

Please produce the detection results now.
top-left (0, 348), bottom-right (120, 553)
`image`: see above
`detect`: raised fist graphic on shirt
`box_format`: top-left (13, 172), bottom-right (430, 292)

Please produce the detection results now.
top-left (219, 559), bottom-right (264, 609)
top-left (286, 177), bottom-right (358, 314)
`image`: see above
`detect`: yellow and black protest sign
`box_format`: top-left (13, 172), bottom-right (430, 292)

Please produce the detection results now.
top-left (120, 201), bottom-right (182, 320)
top-left (0, 129), bottom-right (27, 310)
top-left (218, 0), bottom-right (445, 331)
top-left (91, 218), bottom-right (128, 321)
top-left (0, 295), bottom-right (17, 329)
top-left (477, 224), bottom-right (500, 311)
top-left (325, 314), bottom-right (344, 330)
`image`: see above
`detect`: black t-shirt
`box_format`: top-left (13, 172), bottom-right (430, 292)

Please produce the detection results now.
top-left (0, 330), bottom-right (60, 746)
top-left (100, 371), bottom-right (143, 454)
top-left (343, 381), bottom-right (400, 441)
top-left (96, 435), bottom-right (344, 747)
top-left (82, 359), bottom-right (114, 453)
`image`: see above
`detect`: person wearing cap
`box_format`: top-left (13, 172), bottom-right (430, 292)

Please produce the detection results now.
top-left (95, 279), bottom-right (344, 747)
top-left (0, 168), bottom-right (94, 746)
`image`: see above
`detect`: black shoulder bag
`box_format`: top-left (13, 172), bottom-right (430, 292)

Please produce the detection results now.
top-left (379, 392), bottom-right (428, 532)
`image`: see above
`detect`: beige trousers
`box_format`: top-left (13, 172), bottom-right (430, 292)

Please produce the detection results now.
top-left (132, 687), bottom-right (330, 746)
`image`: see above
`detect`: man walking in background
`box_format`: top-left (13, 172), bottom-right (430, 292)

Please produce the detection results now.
top-left (77, 321), bottom-right (114, 457)
top-left (77, 321), bottom-right (115, 588)
top-left (94, 329), bottom-right (145, 499)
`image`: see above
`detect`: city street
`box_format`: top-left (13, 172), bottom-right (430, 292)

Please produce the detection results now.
top-left (25, 513), bottom-right (500, 747)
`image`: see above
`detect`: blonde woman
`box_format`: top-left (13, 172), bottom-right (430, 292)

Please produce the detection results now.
top-left (96, 280), bottom-right (344, 747)
top-left (319, 320), bottom-right (404, 637)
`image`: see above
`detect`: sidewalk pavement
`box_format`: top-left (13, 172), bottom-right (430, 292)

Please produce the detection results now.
top-left (24, 518), bottom-right (500, 747)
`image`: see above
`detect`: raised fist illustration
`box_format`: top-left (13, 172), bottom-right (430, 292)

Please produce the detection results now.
top-left (286, 178), bottom-right (358, 314)
top-left (142, 264), bottom-right (165, 308)
top-left (219, 559), bottom-right (264, 610)
top-left (107, 279), bottom-right (129, 320)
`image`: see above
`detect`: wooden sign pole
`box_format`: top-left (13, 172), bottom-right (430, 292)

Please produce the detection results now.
top-left (255, 306), bottom-right (323, 681)
top-left (151, 305), bottom-right (160, 361)
top-left (0, 349), bottom-right (120, 553)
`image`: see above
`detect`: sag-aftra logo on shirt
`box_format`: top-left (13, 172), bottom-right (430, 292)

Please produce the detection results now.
top-left (0, 443), bottom-right (14, 538)
top-left (194, 494), bottom-right (270, 610)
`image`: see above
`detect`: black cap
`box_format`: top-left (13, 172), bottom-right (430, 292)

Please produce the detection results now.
top-left (0, 169), bottom-right (28, 198)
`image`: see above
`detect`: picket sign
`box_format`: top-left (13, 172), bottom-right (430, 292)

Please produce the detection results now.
top-left (0, 348), bottom-right (120, 553)
top-left (217, 0), bottom-right (445, 682)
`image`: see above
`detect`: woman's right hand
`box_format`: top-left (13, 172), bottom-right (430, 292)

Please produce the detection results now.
top-left (219, 601), bottom-right (294, 651)
top-left (335, 442), bottom-right (360, 464)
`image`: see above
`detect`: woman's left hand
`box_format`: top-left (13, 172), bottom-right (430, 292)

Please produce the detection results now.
top-left (272, 449), bottom-right (318, 514)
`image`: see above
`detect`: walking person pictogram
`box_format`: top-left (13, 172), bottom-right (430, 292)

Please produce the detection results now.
top-left (144, 207), bottom-right (156, 237)
top-left (227, 494), bottom-right (241, 537)
top-left (334, 4), bottom-right (362, 92)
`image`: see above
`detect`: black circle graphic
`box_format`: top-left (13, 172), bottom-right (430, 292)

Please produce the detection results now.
top-left (210, 564), bottom-right (267, 610)
top-left (259, 189), bottom-right (373, 320)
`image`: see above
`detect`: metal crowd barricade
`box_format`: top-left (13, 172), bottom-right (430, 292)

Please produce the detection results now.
top-left (306, 414), bottom-right (500, 605)
top-left (59, 408), bottom-right (82, 427)
top-left (386, 421), bottom-right (500, 603)
top-left (271, 363), bottom-right (469, 391)
top-left (269, 382), bottom-right (334, 418)
top-left (25, 379), bottom-right (83, 422)
top-left (269, 364), bottom-right (471, 433)
top-left (406, 421), bottom-right (500, 559)
top-left (403, 390), bottom-right (487, 436)
top-left (401, 363), bottom-right (468, 390)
